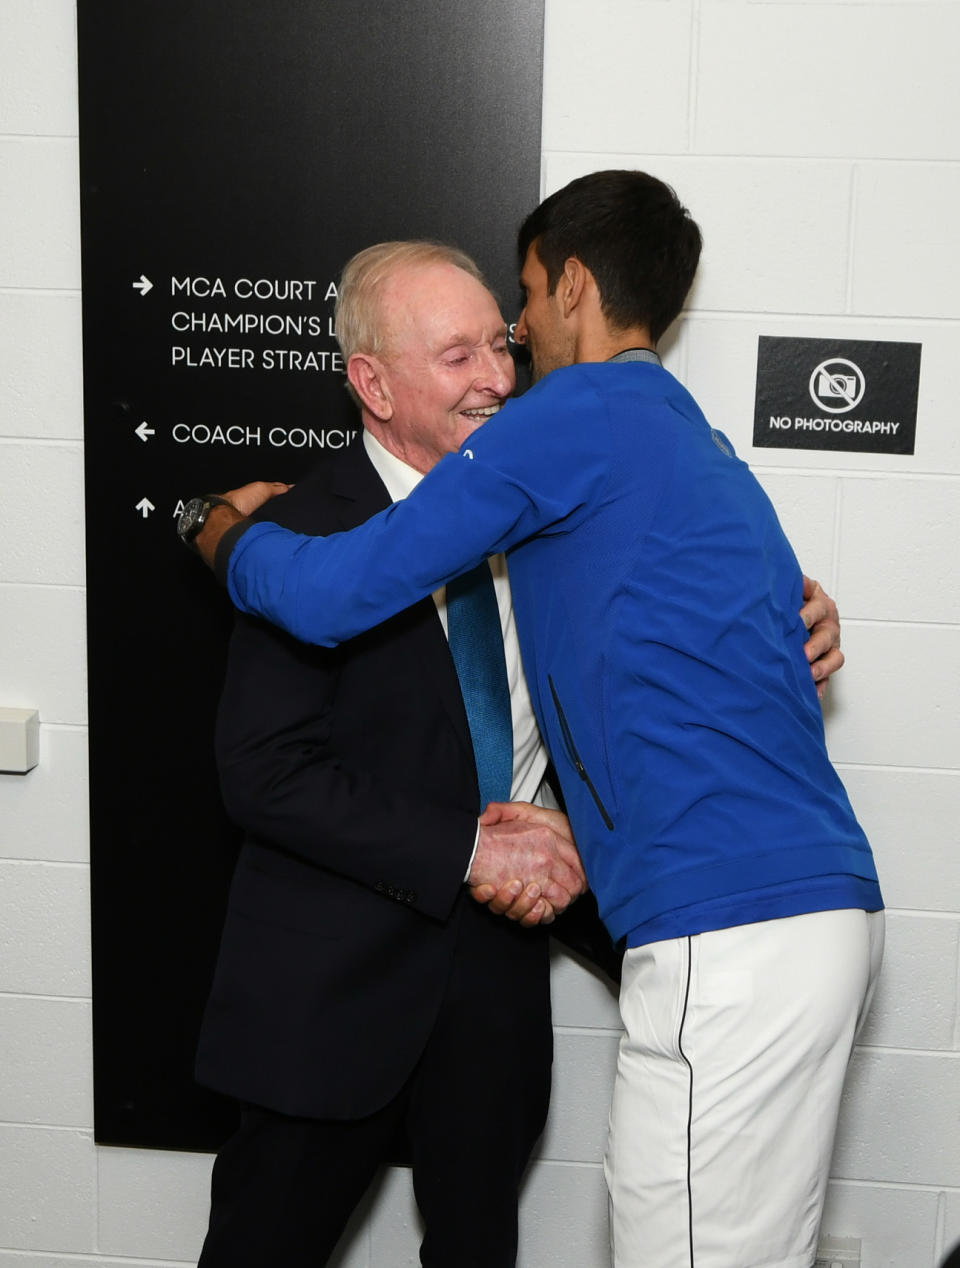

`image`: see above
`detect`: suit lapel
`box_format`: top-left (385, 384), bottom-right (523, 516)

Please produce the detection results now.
top-left (332, 439), bottom-right (479, 782)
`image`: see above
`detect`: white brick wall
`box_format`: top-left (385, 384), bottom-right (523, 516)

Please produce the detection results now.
top-left (2, 0), bottom-right (957, 1264)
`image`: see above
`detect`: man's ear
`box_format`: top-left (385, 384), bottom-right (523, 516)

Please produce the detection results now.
top-left (348, 354), bottom-right (393, 421)
top-left (558, 256), bottom-right (588, 319)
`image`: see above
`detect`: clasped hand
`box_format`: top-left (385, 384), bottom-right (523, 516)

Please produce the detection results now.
top-left (468, 802), bottom-right (586, 927)
top-left (800, 575), bottom-right (843, 699)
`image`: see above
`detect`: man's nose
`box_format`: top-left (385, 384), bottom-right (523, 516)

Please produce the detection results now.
top-left (476, 348), bottom-right (513, 396)
top-left (514, 310), bottom-right (528, 345)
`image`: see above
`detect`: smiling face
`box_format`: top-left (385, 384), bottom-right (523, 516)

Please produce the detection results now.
top-left (362, 261), bottom-right (516, 473)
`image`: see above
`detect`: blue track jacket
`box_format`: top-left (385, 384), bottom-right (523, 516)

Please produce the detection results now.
top-left (226, 361), bottom-right (881, 944)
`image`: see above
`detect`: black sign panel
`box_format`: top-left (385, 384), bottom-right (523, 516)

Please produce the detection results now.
top-left (78, 0), bottom-right (544, 1150)
top-left (753, 336), bottom-right (921, 454)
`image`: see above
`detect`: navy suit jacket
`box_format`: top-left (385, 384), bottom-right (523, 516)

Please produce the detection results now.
top-left (195, 438), bottom-right (553, 1119)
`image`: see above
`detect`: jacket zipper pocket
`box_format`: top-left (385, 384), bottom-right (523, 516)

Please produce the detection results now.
top-left (548, 675), bottom-right (614, 831)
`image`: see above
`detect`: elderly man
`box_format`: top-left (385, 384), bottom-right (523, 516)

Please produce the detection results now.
top-left (189, 242), bottom-right (594, 1268)
top-left (186, 183), bottom-right (864, 1268)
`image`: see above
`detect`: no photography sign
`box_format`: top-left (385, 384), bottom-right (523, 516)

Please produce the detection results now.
top-left (753, 336), bottom-right (921, 454)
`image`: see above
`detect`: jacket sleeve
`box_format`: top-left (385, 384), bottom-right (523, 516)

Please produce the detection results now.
top-left (215, 604), bottom-right (479, 924)
top-left (227, 372), bottom-right (611, 646)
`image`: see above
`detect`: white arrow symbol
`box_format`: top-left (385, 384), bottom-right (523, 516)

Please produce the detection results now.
top-left (135, 421), bottom-right (155, 442)
top-left (132, 274), bottom-right (153, 296)
top-left (136, 498), bottom-right (155, 518)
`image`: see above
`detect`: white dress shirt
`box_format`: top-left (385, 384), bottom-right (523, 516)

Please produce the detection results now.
top-left (363, 431), bottom-right (552, 852)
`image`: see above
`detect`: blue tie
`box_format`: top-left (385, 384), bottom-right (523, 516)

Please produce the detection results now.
top-left (446, 562), bottom-right (514, 810)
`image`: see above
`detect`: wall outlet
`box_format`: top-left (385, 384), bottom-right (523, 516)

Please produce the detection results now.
top-left (815, 1236), bottom-right (861, 1268)
top-left (0, 707), bottom-right (39, 773)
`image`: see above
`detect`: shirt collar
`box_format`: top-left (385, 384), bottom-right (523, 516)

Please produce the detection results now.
top-left (607, 347), bottom-right (662, 366)
top-left (363, 429), bottom-right (424, 503)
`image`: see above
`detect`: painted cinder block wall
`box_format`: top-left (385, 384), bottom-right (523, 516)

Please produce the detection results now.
top-left (1, 1), bottom-right (957, 1264)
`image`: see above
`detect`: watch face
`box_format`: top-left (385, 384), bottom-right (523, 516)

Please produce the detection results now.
top-left (177, 497), bottom-right (206, 542)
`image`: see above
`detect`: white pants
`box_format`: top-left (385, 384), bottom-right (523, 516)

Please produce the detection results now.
top-left (605, 908), bottom-right (884, 1268)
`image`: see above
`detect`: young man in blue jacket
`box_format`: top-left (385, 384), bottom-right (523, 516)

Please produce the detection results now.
top-left (189, 172), bottom-right (883, 1268)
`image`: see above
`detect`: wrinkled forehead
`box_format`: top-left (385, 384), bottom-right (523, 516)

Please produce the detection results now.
top-left (378, 262), bottom-right (504, 358)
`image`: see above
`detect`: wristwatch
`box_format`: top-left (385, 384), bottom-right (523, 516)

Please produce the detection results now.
top-left (177, 493), bottom-right (234, 549)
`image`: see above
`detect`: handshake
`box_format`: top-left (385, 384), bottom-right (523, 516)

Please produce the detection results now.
top-left (468, 802), bottom-right (587, 927)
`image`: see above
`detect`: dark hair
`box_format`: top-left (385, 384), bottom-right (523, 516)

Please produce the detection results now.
top-left (517, 170), bottom-right (702, 342)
